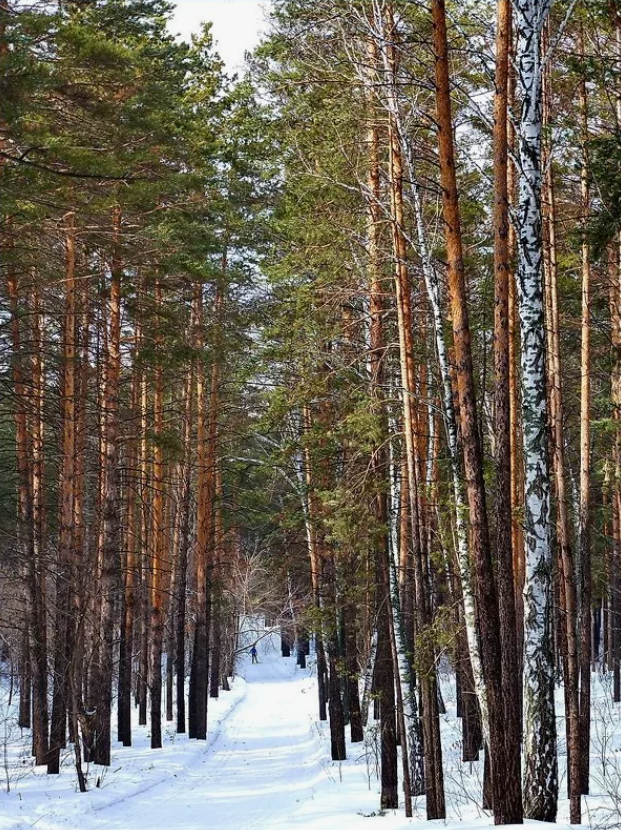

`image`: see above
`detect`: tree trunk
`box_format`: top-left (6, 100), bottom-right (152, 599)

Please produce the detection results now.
top-left (28, 279), bottom-right (49, 765)
top-left (611, 0), bottom-right (621, 709)
top-left (190, 282), bottom-right (217, 740)
top-left (7, 252), bottom-right (33, 734)
top-left (542, 121), bottom-right (579, 818)
top-left (432, 1), bottom-right (509, 820)
top-left (48, 212), bottom-right (77, 775)
top-left (492, 1), bottom-right (522, 820)
top-left (7, 257), bottom-right (49, 759)
top-left (95, 207), bottom-right (124, 766)
top-left (343, 589), bottom-right (363, 743)
top-left (149, 281), bottom-right (165, 749)
top-left (375, 544), bottom-right (398, 811)
top-left (323, 555), bottom-right (347, 762)
top-left (176, 367), bottom-right (194, 733)
top-left (210, 465), bottom-right (224, 699)
top-left (298, 407), bottom-right (329, 722)
top-left (118, 331), bottom-right (141, 746)
top-left (514, 2), bottom-right (558, 820)
top-left (578, 65), bottom-right (592, 799)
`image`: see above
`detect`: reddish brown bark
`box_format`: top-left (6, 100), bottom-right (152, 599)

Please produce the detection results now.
top-left (432, 2), bottom-right (514, 821)
top-left (578, 66), bottom-right (592, 798)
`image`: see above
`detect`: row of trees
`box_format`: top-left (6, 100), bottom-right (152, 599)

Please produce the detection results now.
top-left (0, 0), bottom-right (282, 790)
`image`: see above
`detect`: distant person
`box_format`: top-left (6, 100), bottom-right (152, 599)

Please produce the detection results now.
top-left (251, 645), bottom-right (258, 664)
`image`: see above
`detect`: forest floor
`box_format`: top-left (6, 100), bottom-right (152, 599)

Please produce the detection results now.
top-left (0, 633), bottom-right (618, 829)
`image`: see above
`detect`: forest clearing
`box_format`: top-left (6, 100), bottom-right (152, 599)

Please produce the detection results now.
top-left (3, 0), bottom-right (621, 827)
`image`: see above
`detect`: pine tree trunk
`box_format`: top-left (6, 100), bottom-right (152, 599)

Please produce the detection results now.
top-left (86, 288), bottom-right (109, 760)
top-left (323, 554), bottom-right (346, 762)
top-left (138, 357), bottom-right (150, 728)
top-left (70, 289), bottom-right (90, 758)
top-left (298, 407), bottom-right (329, 722)
top-left (118, 335), bottom-right (141, 747)
top-left (6, 257), bottom-right (40, 745)
top-left (342, 589), bottom-right (363, 743)
top-left (6, 270), bottom-right (30, 733)
top-left (210, 466), bottom-right (223, 699)
top-left (542, 127), bottom-right (579, 819)
top-left (611, 0), bottom-right (621, 708)
top-left (176, 367), bottom-right (194, 733)
top-left (149, 282), bottom-right (165, 749)
top-left (578, 66), bottom-right (592, 798)
top-left (95, 207), bottom-right (124, 766)
top-left (165, 487), bottom-right (176, 723)
top-left (48, 212), bottom-right (77, 775)
top-left (432, 1), bottom-right (510, 820)
top-left (364, 31), bottom-right (403, 807)
top-left (28, 279), bottom-right (49, 765)
top-left (190, 282), bottom-right (216, 740)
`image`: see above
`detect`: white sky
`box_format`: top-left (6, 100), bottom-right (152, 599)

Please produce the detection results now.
top-left (169, 0), bottom-right (271, 72)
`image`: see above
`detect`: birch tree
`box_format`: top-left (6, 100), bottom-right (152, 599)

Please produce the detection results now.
top-left (514, 0), bottom-right (558, 820)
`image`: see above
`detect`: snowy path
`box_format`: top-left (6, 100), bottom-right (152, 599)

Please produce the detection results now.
top-left (2, 634), bottom-right (393, 830)
top-left (87, 644), bottom-right (324, 830)
top-left (0, 634), bottom-right (583, 830)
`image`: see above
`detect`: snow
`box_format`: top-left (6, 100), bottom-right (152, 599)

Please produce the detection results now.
top-left (0, 675), bottom-right (247, 829)
top-left (0, 628), bottom-right (612, 829)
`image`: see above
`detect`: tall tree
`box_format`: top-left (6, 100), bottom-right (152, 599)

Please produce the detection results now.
top-left (432, 0), bottom-right (515, 822)
top-left (514, 0), bottom-right (558, 820)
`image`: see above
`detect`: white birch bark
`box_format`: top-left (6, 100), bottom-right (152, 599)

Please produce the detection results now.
top-left (388, 413), bottom-right (425, 794)
top-left (514, 0), bottom-right (558, 820)
top-left (360, 629), bottom-right (377, 727)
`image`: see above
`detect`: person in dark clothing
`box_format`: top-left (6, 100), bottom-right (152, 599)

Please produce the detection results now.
top-left (251, 645), bottom-right (258, 664)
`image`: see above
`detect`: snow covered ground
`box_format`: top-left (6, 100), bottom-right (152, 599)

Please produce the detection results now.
top-left (0, 630), bottom-right (617, 829)
top-left (0, 672), bottom-right (247, 830)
